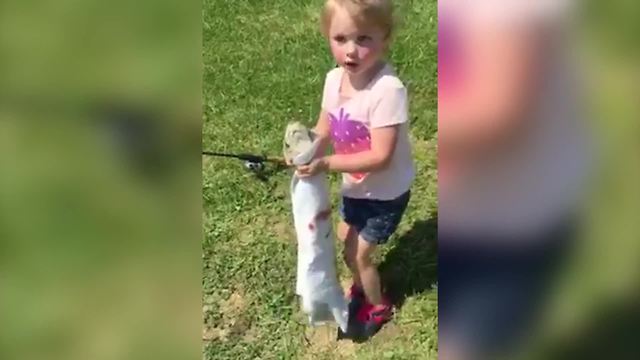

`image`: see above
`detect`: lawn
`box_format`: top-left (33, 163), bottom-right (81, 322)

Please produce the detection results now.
top-left (202, 1), bottom-right (438, 358)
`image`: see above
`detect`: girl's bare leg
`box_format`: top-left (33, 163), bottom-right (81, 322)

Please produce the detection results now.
top-left (354, 236), bottom-right (383, 305)
top-left (337, 220), bottom-right (361, 287)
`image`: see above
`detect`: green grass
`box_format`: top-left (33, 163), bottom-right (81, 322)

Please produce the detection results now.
top-left (202, 1), bottom-right (437, 358)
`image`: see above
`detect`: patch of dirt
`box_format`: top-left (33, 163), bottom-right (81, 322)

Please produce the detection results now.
top-left (242, 326), bottom-right (259, 342)
top-left (221, 291), bottom-right (250, 332)
top-left (272, 219), bottom-right (295, 243)
top-left (202, 326), bottom-right (229, 342)
top-left (202, 289), bottom-right (251, 342)
top-left (237, 226), bottom-right (254, 246)
top-left (271, 179), bottom-right (290, 200)
top-left (369, 321), bottom-right (403, 344)
top-left (303, 325), bottom-right (357, 359)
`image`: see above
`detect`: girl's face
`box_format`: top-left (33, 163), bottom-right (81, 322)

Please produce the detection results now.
top-left (328, 6), bottom-right (388, 76)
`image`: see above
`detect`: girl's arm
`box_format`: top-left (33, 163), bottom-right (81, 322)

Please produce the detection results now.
top-left (296, 124), bottom-right (398, 177)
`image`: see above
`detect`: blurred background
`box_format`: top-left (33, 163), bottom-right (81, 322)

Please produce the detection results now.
top-left (438, 0), bottom-right (639, 359)
top-left (0, 1), bottom-right (201, 359)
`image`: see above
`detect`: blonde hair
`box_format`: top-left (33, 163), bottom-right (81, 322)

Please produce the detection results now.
top-left (320, 0), bottom-right (395, 39)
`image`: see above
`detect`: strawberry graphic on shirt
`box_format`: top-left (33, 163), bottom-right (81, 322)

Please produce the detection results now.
top-left (329, 107), bottom-right (371, 181)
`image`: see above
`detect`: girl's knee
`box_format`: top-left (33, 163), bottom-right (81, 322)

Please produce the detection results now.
top-left (355, 237), bottom-right (376, 269)
top-left (355, 251), bottom-right (372, 269)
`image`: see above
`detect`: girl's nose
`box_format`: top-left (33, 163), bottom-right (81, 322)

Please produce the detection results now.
top-left (345, 41), bottom-right (357, 56)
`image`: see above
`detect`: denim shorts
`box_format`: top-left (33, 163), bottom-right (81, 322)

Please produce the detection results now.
top-left (339, 191), bottom-right (410, 245)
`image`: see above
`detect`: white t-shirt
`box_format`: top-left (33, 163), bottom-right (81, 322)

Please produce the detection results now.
top-left (321, 64), bottom-right (415, 200)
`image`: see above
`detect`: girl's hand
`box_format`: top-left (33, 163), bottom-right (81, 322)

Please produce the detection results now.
top-left (296, 157), bottom-right (329, 178)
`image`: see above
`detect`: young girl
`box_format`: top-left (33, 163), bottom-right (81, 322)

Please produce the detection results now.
top-left (296, 0), bottom-right (414, 336)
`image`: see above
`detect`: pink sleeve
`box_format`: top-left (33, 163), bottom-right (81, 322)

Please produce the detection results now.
top-left (370, 86), bottom-right (408, 128)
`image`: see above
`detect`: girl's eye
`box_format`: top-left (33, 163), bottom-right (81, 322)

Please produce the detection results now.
top-left (333, 35), bottom-right (346, 43)
top-left (357, 35), bottom-right (371, 43)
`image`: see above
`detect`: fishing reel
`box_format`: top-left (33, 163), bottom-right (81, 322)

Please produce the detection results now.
top-left (243, 160), bottom-right (265, 172)
top-left (202, 150), bottom-right (287, 181)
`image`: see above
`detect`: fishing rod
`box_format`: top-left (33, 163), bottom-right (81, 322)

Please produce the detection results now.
top-left (202, 150), bottom-right (288, 172)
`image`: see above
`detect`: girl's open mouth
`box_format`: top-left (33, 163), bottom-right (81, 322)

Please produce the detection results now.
top-left (344, 61), bottom-right (359, 70)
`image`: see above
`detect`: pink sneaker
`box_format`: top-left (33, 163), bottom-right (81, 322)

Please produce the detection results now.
top-left (357, 297), bottom-right (393, 337)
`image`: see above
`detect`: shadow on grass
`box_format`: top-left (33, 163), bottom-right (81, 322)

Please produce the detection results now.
top-left (380, 216), bottom-right (438, 309)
